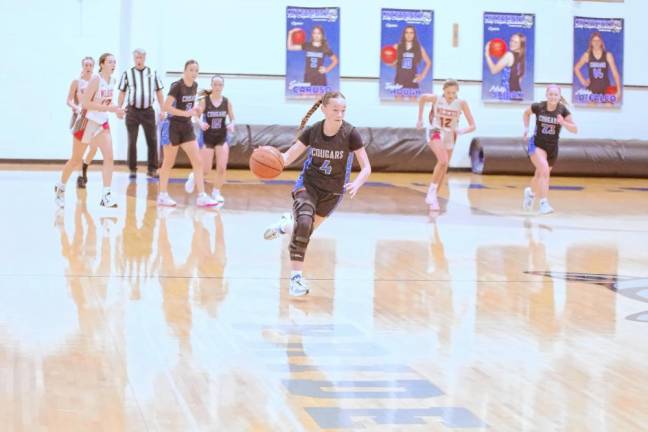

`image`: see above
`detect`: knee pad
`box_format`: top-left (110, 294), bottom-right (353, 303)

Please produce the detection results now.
top-left (289, 196), bottom-right (315, 262)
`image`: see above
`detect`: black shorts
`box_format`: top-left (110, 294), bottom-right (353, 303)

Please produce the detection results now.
top-left (203, 132), bottom-right (227, 148)
top-left (528, 137), bottom-right (559, 167)
top-left (169, 121), bottom-right (195, 146)
top-left (293, 181), bottom-right (343, 218)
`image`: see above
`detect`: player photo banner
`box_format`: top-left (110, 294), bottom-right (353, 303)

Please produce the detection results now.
top-left (286, 6), bottom-right (340, 99)
top-left (379, 8), bottom-right (434, 101)
top-left (482, 12), bottom-right (535, 103)
top-left (572, 17), bottom-right (623, 106)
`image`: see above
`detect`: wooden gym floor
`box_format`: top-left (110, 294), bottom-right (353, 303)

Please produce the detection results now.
top-left (0, 164), bottom-right (647, 431)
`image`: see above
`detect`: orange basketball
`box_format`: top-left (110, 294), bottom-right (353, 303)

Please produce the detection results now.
top-left (488, 38), bottom-right (507, 58)
top-left (250, 146), bottom-right (284, 179)
top-left (291, 28), bottom-right (306, 45)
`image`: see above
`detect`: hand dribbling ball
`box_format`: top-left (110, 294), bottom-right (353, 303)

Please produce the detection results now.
top-left (250, 146), bottom-right (285, 179)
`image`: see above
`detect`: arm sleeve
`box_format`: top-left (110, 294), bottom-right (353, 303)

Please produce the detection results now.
top-left (298, 127), bottom-right (312, 147)
top-left (348, 128), bottom-right (364, 151)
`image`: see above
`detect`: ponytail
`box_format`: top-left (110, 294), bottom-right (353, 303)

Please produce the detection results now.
top-left (298, 98), bottom-right (323, 133)
top-left (297, 91), bottom-right (345, 134)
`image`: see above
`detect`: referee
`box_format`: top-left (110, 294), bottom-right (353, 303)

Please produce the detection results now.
top-left (118, 48), bottom-right (165, 179)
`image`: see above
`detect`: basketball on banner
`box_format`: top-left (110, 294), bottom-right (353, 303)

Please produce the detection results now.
top-left (488, 38), bottom-right (507, 58)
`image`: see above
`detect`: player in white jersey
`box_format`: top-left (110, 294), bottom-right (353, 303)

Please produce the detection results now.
top-left (66, 57), bottom-right (99, 189)
top-left (417, 79), bottom-right (476, 212)
top-left (56, 53), bottom-right (125, 208)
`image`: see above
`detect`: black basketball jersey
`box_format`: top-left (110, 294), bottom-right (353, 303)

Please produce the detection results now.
top-left (395, 45), bottom-right (420, 88)
top-left (303, 42), bottom-right (332, 86)
top-left (509, 52), bottom-right (523, 92)
top-left (297, 120), bottom-right (364, 193)
top-left (531, 102), bottom-right (571, 146)
top-left (587, 50), bottom-right (610, 94)
top-left (168, 79), bottom-right (198, 124)
top-left (204, 96), bottom-right (228, 135)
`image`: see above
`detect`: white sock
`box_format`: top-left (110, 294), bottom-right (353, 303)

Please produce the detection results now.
top-left (198, 192), bottom-right (207, 197)
top-left (428, 183), bottom-right (438, 194)
top-left (291, 270), bottom-right (303, 279)
top-left (213, 188), bottom-right (220, 195)
top-left (103, 187), bottom-right (111, 195)
top-left (159, 191), bottom-right (168, 197)
top-left (57, 182), bottom-right (65, 191)
top-left (539, 198), bottom-right (548, 205)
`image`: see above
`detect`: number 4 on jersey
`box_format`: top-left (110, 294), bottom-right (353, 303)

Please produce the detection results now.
top-left (319, 159), bottom-right (332, 175)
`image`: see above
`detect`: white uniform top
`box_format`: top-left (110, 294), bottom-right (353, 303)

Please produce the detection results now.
top-left (74, 77), bottom-right (90, 106)
top-left (430, 96), bottom-right (463, 132)
top-left (85, 74), bottom-right (115, 125)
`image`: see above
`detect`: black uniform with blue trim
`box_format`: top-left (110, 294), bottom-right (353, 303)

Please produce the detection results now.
top-left (202, 96), bottom-right (229, 148)
top-left (303, 42), bottom-right (333, 87)
top-left (527, 102), bottom-right (570, 166)
top-left (295, 120), bottom-right (363, 217)
top-left (167, 79), bottom-right (197, 145)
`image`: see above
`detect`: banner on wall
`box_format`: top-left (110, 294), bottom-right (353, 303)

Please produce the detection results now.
top-left (572, 17), bottom-right (624, 106)
top-left (285, 6), bottom-right (340, 99)
top-left (379, 8), bottom-right (434, 101)
top-left (482, 12), bottom-right (535, 103)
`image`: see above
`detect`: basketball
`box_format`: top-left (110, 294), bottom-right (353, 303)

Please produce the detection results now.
top-left (291, 28), bottom-right (306, 45)
top-left (488, 38), bottom-right (507, 58)
top-left (250, 146), bottom-right (284, 179)
top-left (381, 45), bottom-right (397, 64)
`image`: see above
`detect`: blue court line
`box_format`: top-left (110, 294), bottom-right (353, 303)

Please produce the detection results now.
top-left (364, 181), bottom-right (395, 188)
top-left (548, 185), bottom-right (584, 191)
top-left (262, 179), bottom-right (294, 185)
top-left (620, 187), bottom-right (648, 192)
top-left (468, 183), bottom-right (489, 189)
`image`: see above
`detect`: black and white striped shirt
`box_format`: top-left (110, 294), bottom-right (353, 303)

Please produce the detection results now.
top-left (118, 66), bottom-right (164, 109)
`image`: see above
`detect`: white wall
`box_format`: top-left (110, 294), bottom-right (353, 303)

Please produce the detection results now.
top-left (0, 0), bottom-right (646, 168)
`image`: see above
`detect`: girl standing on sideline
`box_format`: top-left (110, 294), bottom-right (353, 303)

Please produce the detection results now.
top-left (56, 53), bottom-right (124, 208)
top-left (522, 85), bottom-right (578, 214)
top-left (158, 60), bottom-right (218, 207)
top-left (416, 79), bottom-right (476, 211)
top-left (184, 75), bottom-right (236, 206)
top-left (264, 91), bottom-right (371, 297)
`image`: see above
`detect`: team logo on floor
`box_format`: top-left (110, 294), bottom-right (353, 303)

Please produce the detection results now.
top-left (527, 271), bottom-right (648, 322)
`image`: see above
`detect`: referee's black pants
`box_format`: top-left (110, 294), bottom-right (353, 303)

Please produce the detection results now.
top-left (126, 107), bottom-right (158, 172)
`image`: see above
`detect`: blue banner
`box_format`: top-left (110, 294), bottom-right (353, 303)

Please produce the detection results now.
top-left (379, 9), bottom-right (434, 101)
top-left (285, 6), bottom-right (340, 99)
top-left (572, 17), bottom-right (624, 107)
top-left (482, 12), bottom-right (535, 103)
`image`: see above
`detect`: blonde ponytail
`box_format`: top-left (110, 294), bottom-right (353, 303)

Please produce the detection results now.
top-left (298, 98), bottom-right (323, 133)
